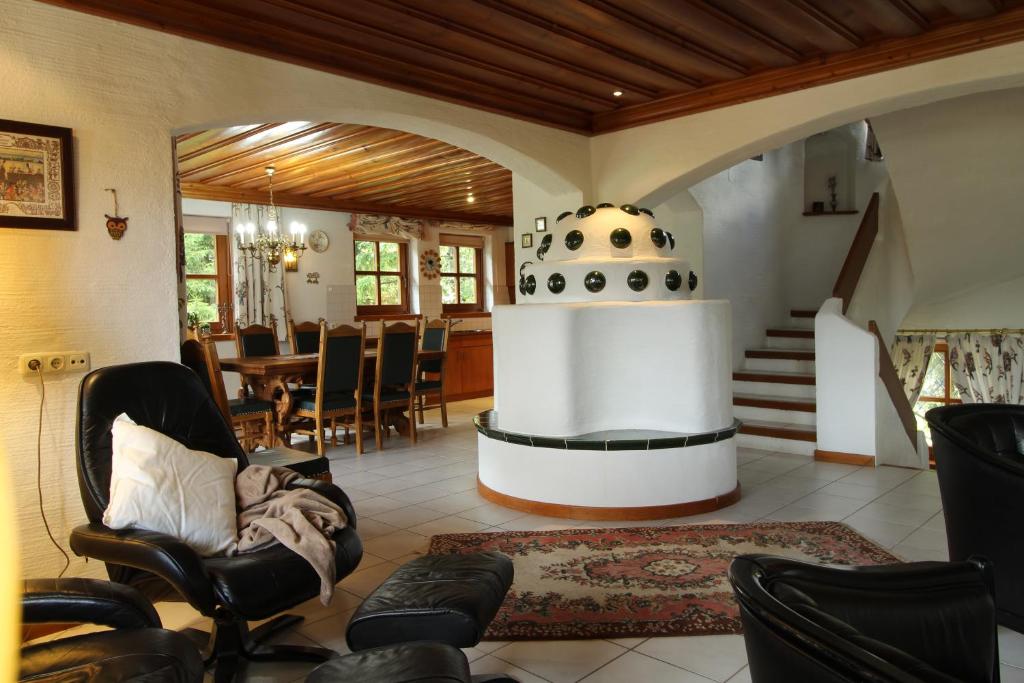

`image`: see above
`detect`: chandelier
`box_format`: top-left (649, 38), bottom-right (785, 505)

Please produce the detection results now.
top-left (235, 166), bottom-right (307, 271)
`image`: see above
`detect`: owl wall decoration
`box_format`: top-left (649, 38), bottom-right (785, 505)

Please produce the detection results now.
top-left (104, 188), bottom-right (128, 240)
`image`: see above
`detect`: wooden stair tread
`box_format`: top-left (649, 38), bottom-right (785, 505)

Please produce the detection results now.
top-left (766, 328), bottom-right (814, 339)
top-left (733, 370), bottom-right (816, 385)
top-left (733, 394), bottom-right (816, 412)
top-left (738, 419), bottom-right (817, 442)
top-left (745, 349), bottom-right (815, 360)
top-left (790, 309), bottom-right (817, 318)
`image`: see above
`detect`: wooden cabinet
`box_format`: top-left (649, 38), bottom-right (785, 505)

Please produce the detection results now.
top-left (444, 330), bottom-right (493, 401)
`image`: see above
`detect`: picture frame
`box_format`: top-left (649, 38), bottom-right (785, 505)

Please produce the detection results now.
top-left (0, 119), bottom-right (76, 231)
top-left (534, 216), bottom-right (547, 232)
top-left (521, 233), bottom-right (533, 248)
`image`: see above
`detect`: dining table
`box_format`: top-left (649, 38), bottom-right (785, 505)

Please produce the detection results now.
top-left (219, 349), bottom-right (445, 442)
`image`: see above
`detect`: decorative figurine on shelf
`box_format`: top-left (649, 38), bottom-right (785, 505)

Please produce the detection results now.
top-left (812, 201), bottom-right (825, 214)
top-left (827, 176), bottom-right (838, 213)
top-left (104, 188), bottom-right (128, 240)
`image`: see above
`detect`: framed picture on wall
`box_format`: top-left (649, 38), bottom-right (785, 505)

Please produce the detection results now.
top-left (521, 233), bottom-right (533, 248)
top-left (0, 119), bottom-right (76, 231)
top-left (534, 216), bottom-right (547, 232)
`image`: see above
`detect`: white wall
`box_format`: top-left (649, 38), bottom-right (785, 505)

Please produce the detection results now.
top-left (511, 174), bottom-right (585, 296)
top-left (688, 149), bottom-right (798, 364)
top-left (871, 87), bottom-right (1024, 317)
top-left (783, 123), bottom-right (890, 311)
top-left (901, 276), bottom-right (1024, 330)
top-left (0, 0), bottom-right (587, 580)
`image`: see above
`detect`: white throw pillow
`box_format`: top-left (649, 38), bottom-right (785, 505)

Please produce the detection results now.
top-left (103, 413), bottom-right (238, 556)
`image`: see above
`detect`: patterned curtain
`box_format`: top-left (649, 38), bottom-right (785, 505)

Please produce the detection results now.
top-left (890, 334), bottom-right (936, 405)
top-left (948, 333), bottom-right (1024, 404)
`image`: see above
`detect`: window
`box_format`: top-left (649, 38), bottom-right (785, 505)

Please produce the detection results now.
top-left (354, 237), bottom-right (409, 314)
top-left (439, 234), bottom-right (483, 313)
top-left (184, 232), bottom-right (233, 334)
top-left (913, 340), bottom-right (961, 445)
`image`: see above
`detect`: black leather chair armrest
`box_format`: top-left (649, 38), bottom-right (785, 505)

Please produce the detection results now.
top-left (23, 578), bottom-right (161, 629)
top-left (69, 523), bottom-right (218, 616)
top-left (285, 478), bottom-right (358, 530)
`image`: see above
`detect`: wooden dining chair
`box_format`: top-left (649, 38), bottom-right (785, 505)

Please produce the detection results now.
top-left (287, 318), bottom-right (322, 355)
top-left (292, 322), bottom-right (367, 456)
top-left (235, 321), bottom-right (281, 358)
top-left (180, 337), bottom-right (276, 452)
top-left (415, 318), bottom-right (452, 428)
top-left (365, 320), bottom-right (420, 451)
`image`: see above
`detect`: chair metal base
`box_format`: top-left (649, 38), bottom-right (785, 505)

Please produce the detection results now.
top-left (182, 610), bottom-right (333, 682)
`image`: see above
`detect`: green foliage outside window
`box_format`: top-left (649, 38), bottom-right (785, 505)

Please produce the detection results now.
top-left (184, 233), bottom-right (218, 324)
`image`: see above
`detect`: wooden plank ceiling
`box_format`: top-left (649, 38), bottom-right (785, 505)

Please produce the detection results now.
top-left (177, 122), bottom-right (513, 225)
top-left (42, 0), bottom-right (1024, 134)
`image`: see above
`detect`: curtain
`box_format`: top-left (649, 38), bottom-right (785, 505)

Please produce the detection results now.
top-left (948, 333), bottom-right (1024, 404)
top-left (890, 334), bottom-right (936, 405)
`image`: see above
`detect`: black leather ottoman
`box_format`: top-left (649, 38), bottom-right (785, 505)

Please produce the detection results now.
top-left (307, 642), bottom-right (471, 683)
top-left (346, 552), bottom-right (514, 651)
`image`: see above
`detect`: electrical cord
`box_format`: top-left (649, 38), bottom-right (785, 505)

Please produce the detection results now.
top-left (32, 361), bottom-right (71, 578)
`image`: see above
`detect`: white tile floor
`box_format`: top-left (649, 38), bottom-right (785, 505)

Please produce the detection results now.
top-left (51, 397), bottom-right (1024, 681)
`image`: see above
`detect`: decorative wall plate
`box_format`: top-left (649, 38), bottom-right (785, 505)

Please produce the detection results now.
top-left (309, 229), bottom-right (329, 253)
top-left (420, 248), bottom-right (441, 279)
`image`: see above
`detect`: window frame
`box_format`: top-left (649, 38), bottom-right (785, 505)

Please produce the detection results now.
top-left (353, 235), bottom-right (410, 316)
top-left (439, 238), bottom-right (484, 314)
top-left (917, 340), bottom-right (962, 407)
top-left (184, 232), bottom-right (233, 335)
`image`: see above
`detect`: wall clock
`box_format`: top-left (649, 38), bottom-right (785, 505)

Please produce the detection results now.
top-left (420, 249), bottom-right (441, 280)
top-left (309, 229), bottom-right (329, 253)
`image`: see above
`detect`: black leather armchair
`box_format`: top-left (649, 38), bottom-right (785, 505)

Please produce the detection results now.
top-left (928, 403), bottom-right (1024, 633)
top-left (20, 578), bottom-right (204, 682)
top-left (70, 362), bottom-right (364, 681)
top-left (729, 554), bottom-right (1000, 683)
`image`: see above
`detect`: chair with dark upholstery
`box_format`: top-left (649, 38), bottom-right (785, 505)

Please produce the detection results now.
top-left (70, 362), bottom-right (363, 682)
top-left (20, 578), bottom-right (204, 682)
top-left (292, 322), bottom-right (367, 455)
top-left (364, 320), bottom-right (419, 451)
top-left (927, 403), bottom-right (1024, 632)
top-left (287, 318), bottom-right (322, 355)
top-left (181, 337), bottom-right (275, 451)
top-left (729, 554), bottom-right (1000, 683)
top-left (415, 317), bottom-right (451, 428)
top-left (235, 322), bottom-right (280, 358)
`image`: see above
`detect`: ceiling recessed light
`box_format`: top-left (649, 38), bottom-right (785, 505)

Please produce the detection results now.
top-left (467, 195), bottom-right (476, 204)
top-left (612, 90), bottom-right (623, 97)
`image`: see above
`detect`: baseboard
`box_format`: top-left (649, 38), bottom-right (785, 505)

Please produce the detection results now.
top-left (814, 449), bottom-right (874, 466)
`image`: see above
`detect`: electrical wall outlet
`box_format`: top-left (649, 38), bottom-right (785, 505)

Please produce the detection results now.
top-left (68, 352), bottom-right (91, 372)
top-left (19, 351), bottom-right (91, 376)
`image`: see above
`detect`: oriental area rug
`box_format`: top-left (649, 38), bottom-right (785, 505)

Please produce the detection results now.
top-left (428, 521), bottom-right (898, 640)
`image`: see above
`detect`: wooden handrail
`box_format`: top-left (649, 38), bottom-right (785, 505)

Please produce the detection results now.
top-left (869, 320), bottom-right (918, 447)
top-left (832, 192), bottom-right (880, 313)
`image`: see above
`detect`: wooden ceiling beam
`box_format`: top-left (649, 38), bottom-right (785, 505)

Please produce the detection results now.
top-left (575, 0), bottom-right (749, 75)
top-left (312, 149), bottom-right (482, 197)
top-left (177, 123), bottom-right (282, 162)
top-left (594, 5), bottom-right (1024, 132)
top-left (344, 167), bottom-right (510, 202)
top-left (274, 141), bottom-right (460, 194)
top-left (785, 0), bottom-right (864, 48)
top-left (682, 0), bottom-right (803, 62)
top-left (319, 157), bottom-right (499, 198)
top-left (354, 176), bottom-right (512, 205)
top-left (472, 0), bottom-right (703, 88)
top-left (377, 0), bottom-right (662, 99)
top-left (178, 122), bottom-right (348, 179)
top-left (883, 0), bottom-right (932, 30)
top-left (181, 182), bottom-right (512, 225)
top-left (260, 0), bottom-right (619, 109)
top-left (227, 136), bottom-right (444, 190)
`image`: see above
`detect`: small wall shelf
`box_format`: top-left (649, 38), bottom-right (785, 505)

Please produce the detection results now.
top-left (802, 210), bottom-right (859, 216)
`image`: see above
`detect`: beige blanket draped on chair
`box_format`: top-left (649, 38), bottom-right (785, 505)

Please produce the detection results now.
top-left (230, 465), bottom-right (347, 605)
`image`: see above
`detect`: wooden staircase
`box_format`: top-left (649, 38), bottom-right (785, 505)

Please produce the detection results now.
top-left (734, 309), bottom-right (818, 455)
